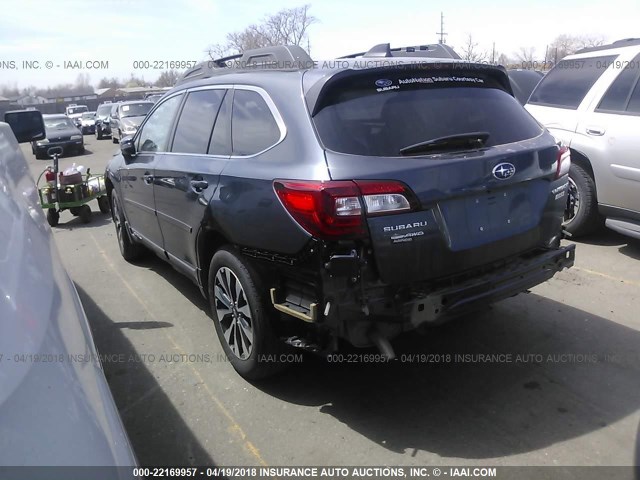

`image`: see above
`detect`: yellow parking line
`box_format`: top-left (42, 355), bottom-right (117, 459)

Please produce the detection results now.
top-left (572, 266), bottom-right (640, 288)
top-left (89, 233), bottom-right (269, 467)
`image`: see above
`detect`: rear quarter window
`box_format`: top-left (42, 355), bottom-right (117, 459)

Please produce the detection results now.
top-left (528, 55), bottom-right (617, 109)
top-left (312, 72), bottom-right (543, 157)
top-left (172, 89), bottom-right (225, 154)
top-left (596, 53), bottom-right (640, 113)
top-left (231, 90), bottom-right (281, 156)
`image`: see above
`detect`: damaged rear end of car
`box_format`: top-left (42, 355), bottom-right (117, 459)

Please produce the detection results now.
top-left (266, 62), bottom-right (575, 356)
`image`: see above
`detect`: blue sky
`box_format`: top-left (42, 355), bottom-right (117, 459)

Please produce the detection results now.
top-left (1, 0), bottom-right (638, 89)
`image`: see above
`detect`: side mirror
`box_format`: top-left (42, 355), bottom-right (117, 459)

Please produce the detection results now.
top-left (4, 110), bottom-right (46, 143)
top-left (120, 136), bottom-right (136, 158)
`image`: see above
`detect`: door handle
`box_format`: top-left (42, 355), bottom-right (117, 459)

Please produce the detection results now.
top-left (143, 174), bottom-right (154, 185)
top-left (190, 179), bottom-right (209, 192)
top-left (158, 177), bottom-right (175, 187)
top-left (586, 126), bottom-right (605, 136)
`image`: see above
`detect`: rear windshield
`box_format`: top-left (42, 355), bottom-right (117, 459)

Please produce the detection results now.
top-left (97, 105), bottom-right (112, 115)
top-left (45, 117), bottom-right (76, 129)
top-left (66, 106), bottom-right (87, 115)
top-left (120, 102), bottom-right (152, 118)
top-left (528, 55), bottom-right (617, 109)
top-left (312, 72), bottom-right (543, 157)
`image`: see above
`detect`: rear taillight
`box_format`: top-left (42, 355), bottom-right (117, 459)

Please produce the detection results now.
top-left (554, 145), bottom-right (571, 179)
top-left (354, 180), bottom-right (414, 215)
top-left (273, 180), bottom-right (416, 240)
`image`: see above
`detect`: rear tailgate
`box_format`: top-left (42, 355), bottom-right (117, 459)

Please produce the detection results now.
top-left (311, 65), bottom-right (565, 284)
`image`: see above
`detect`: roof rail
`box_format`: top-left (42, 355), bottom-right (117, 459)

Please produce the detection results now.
top-left (339, 43), bottom-right (461, 60)
top-left (575, 38), bottom-right (640, 54)
top-left (177, 45), bottom-right (313, 86)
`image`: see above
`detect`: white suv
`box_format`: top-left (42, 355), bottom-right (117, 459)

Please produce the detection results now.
top-left (526, 38), bottom-right (640, 239)
top-left (65, 103), bottom-right (89, 120)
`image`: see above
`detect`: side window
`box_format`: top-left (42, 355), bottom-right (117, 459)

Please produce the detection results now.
top-left (596, 54), bottom-right (640, 113)
top-left (137, 94), bottom-right (183, 153)
top-left (172, 89), bottom-right (225, 154)
top-left (231, 90), bottom-right (280, 156)
top-left (209, 89), bottom-right (232, 156)
top-left (627, 81), bottom-right (640, 114)
top-left (529, 55), bottom-right (617, 109)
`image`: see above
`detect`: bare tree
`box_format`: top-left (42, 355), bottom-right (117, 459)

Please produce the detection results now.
top-left (0, 83), bottom-right (20, 99)
top-left (549, 34), bottom-right (578, 62)
top-left (460, 34), bottom-right (487, 62)
top-left (549, 34), bottom-right (607, 63)
top-left (496, 52), bottom-right (511, 67)
top-left (98, 77), bottom-right (121, 89)
top-left (515, 46), bottom-right (537, 67)
top-left (206, 4), bottom-right (317, 59)
top-left (576, 34), bottom-right (606, 49)
top-left (155, 70), bottom-right (180, 88)
top-left (75, 73), bottom-right (91, 89)
top-left (124, 74), bottom-right (147, 88)
top-left (33, 83), bottom-right (94, 98)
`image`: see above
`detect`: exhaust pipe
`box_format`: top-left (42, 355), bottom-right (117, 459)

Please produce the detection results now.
top-left (370, 331), bottom-right (395, 360)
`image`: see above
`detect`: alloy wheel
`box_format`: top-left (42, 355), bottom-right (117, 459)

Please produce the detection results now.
top-left (214, 267), bottom-right (254, 360)
top-left (564, 177), bottom-right (580, 224)
top-left (112, 196), bottom-right (125, 254)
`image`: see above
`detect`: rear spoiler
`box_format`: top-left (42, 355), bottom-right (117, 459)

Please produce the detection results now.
top-left (305, 63), bottom-right (514, 117)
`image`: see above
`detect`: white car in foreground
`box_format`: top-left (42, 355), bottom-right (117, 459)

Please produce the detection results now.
top-left (0, 110), bottom-right (136, 470)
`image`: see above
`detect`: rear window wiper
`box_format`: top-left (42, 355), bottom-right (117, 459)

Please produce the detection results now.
top-left (399, 132), bottom-right (490, 156)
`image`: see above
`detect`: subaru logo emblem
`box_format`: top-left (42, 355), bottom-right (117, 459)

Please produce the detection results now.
top-left (375, 79), bottom-right (393, 88)
top-left (492, 162), bottom-right (516, 180)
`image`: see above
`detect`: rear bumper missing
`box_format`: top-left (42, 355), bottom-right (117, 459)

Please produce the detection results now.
top-left (405, 244), bottom-right (575, 326)
top-left (266, 243), bottom-right (575, 349)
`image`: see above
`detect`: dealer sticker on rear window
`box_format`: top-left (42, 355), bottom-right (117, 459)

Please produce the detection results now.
top-left (374, 78), bottom-right (399, 93)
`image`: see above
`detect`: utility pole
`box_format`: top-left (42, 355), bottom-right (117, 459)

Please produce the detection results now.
top-left (436, 12), bottom-right (447, 44)
top-left (544, 44), bottom-right (549, 64)
top-left (492, 42), bottom-right (496, 64)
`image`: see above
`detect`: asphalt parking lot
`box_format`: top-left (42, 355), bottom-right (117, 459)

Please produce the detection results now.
top-left (21, 137), bottom-right (640, 471)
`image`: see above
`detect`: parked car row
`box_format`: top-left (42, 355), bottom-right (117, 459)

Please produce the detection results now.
top-left (28, 99), bottom-right (156, 160)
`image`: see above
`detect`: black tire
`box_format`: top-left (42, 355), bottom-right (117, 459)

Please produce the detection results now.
top-left (97, 196), bottom-right (110, 214)
top-left (79, 204), bottom-right (91, 223)
top-left (46, 208), bottom-right (59, 227)
top-left (563, 163), bottom-right (603, 237)
top-left (77, 145), bottom-right (85, 155)
top-left (111, 193), bottom-right (143, 262)
top-left (208, 247), bottom-right (285, 380)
